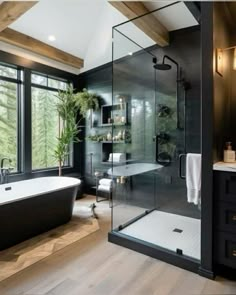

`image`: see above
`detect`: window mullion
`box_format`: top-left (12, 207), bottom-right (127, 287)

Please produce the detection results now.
top-left (23, 69), bottom-right (32, 174)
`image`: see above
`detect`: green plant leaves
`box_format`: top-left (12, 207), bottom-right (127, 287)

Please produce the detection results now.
top-left (54, 86), bottom-right (99, 171)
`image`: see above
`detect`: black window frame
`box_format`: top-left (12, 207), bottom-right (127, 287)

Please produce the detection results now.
top-left (0, 62), bottom-right (23, 173)
top-left (31, 72), bottom-right (72, 171)
top-left (0, 51), bottom-right (80, 181)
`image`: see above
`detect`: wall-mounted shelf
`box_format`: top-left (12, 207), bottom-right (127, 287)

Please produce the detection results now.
top-left (101, 141), bottom-right (126, 143)
top-left (88, 101), bottom-right (129, 164)
top-left (99, 123), bottom-right (127, 127)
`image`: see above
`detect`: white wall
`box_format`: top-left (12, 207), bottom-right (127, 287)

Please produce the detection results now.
top-left (81, 1), bottom-right (126, 73)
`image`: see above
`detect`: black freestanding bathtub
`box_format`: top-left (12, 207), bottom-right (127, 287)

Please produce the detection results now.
top-left (0, 176), bottom-right (80, 250)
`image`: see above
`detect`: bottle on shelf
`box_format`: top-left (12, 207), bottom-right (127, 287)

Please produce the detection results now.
top-left (107, 131), bottom-right (112, 141)
top-left (224, 142), bottom-right (236, 163)
top-left (117, 130), bottom-right (122, 141)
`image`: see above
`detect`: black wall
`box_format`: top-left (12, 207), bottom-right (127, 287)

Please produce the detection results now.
top-left (213, 3), bottom-right (232, 162)
top-left (78, 26), bottom-right (201, 200)
top-left (77, 65), bottom-right (112, 191)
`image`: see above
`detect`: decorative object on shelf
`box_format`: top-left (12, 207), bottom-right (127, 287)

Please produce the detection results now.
top-left (122, 130), bottom-right (126, 141)
top-left (114, 114), bottom-right (120, 124)
top-left (107, 131), bottom-right (112, 141)
top-left (121, 116), bottom-right (126, 123)
top-left (117, 130), bottom-right (123, 141)
top-left (158, 132), bottom-right (170, 145)
top-left (94, 171), bottom-right (101, 178)
top-left (116, 94), bottom-right (126, 110)
top-left (87, 134), bottom-right (104, 142)
top-left (157, 104), bottom-right (171, 118)
top-left (122, 129), bottom-right (131, 142)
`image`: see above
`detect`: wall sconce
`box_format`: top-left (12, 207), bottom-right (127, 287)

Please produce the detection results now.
top-left (216, 48), bottom-right (223, 76)
top-left (233, 48), bottom-right (236, 70)
top-left (216, 46), bottom-right (236, 76)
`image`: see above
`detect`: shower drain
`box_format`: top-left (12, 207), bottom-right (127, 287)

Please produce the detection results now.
top-left (173, 228), bottom-right (183, 233)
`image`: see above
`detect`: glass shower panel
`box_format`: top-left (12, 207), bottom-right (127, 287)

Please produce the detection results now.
top-left (112, 28), bottom-right (157, 230)
top-left (111, 2), bottom-right (201, 263)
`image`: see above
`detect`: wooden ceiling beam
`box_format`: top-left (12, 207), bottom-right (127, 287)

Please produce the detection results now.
top-left (109, 1), bottom-right (169, 47)
top-left (0, 28), bottom-right (84, 69)
top-left (0, 1), bottom-right (37, 32)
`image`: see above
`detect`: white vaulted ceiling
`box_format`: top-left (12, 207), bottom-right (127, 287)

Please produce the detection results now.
top-left (0, 1), bottom-right (198, 73)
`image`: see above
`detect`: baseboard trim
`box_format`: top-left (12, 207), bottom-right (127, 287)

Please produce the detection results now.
top-left (198, 267), bottom-right (215, 279)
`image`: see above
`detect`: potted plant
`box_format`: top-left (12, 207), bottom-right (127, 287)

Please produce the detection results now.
top-left (74, 88), bottom-right (99, 118)
top-left (55, 86), bottom-right (99, 176)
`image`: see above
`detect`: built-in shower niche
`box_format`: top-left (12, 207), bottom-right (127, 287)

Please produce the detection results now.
top-left (101, 103), bottom-right (127, 126)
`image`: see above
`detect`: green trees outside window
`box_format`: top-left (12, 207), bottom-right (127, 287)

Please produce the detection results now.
top-left (31, 73), bottom-right (69, 170)
top-left (0, 65), bottom-right (19, 171)
top-left (0, 64), bottom-right (71, 173)
top-left (32, 87), bottom-right (61, 169)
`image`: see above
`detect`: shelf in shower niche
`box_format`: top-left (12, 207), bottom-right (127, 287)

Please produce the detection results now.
top-left (101, 141), bottom-right (126, 143)
top-left (99, 123), bottom-right (127, 127)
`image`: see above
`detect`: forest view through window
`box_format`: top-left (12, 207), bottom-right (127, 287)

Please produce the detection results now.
top-left (32, 73), bottom-right (69, 170)
top-left (0, 64), bottom-right (20, 172)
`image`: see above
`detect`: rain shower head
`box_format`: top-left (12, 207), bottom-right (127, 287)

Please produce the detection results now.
top-left (153, 55), bottom-right (179, 71)
top-left (153, 63), bottom-right (172, 71)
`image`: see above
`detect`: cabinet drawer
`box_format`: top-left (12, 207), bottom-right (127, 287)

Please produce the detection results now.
top-left (214, 171), bottom-right (236, 203)
top-left (216, 202), bottom-right (236, 233)
top-left (215, 232), bottom-right (236, 269)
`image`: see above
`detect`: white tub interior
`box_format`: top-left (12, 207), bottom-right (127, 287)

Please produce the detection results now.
top-left (0, 177), bottom-right (81, 205)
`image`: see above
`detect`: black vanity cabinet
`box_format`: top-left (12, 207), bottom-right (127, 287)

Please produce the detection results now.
top-left (214, 170), bottom-right (236, 270)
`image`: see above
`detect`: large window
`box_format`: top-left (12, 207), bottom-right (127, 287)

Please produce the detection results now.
top-left (31, 73), bottom-right (69, 170)
top-left (0, 64), bottom-right (21, 172)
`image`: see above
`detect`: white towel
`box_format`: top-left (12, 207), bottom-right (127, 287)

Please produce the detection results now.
top-left (97, 185), bottom-right (112, 192)
top-left (186, 153), bottom-right (201, 206)
top-left (99, 178), bottom-right (112, 186)
top-left (108, 153), bottom-right (125, 163)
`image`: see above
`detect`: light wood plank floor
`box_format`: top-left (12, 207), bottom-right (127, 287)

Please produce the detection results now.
top-left (0, 195), bottom-right (236, 295)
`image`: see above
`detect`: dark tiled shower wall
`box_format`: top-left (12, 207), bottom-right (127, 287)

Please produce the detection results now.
top-left (150, 26), bottom-right (201, 155)
top-left (77, 26), bottom-right (201, 206)
top-left (77, 66), bottom-right (113, 191)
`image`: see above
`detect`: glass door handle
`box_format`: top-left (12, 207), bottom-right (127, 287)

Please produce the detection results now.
top-left (154, 135), bottom-right (159, 163)
top-left (179, 154), bottom-right (186, 179)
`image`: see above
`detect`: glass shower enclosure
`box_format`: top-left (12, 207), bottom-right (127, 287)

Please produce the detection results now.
top-left (108, 2), bottom-right (201, 273)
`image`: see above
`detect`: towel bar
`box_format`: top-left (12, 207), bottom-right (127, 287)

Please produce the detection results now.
top-left (179, 154), bottom-right (186, 179)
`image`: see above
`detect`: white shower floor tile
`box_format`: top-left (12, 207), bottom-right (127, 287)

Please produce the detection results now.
top-left (120, 210), bottom-right (200, 260)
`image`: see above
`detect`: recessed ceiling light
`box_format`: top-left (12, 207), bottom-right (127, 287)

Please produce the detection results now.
top-left (48, 35), bottom-right (56, 42)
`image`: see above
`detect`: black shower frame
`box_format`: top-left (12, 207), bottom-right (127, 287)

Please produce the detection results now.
top-left (108, 1), bottom-right (214, 279)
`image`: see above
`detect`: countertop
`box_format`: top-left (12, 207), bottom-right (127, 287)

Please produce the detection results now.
top-left (213, 161), bottom-right (236, 172)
